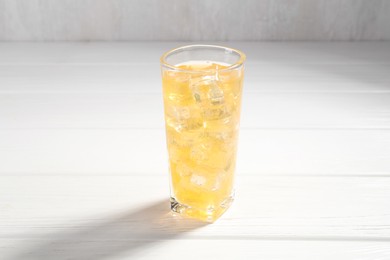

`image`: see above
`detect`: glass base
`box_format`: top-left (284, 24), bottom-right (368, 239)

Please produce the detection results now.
top-left (170, 195), bottom-right (234, 222)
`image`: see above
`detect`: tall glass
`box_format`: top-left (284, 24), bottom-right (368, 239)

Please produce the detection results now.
top-left (160, 45), bottom-right (245, 222)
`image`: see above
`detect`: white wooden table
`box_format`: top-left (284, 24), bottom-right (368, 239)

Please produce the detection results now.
top-left (1, 42), bottom-right (390, 259)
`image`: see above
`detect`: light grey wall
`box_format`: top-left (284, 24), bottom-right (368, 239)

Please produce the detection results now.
top-left (0, 0), bottom-right (389, 41)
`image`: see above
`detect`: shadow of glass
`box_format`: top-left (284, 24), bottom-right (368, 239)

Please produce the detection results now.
top-left (11, 199), bottom-right (207, 260)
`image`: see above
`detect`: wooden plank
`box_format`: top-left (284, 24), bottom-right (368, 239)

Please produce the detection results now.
top-left (0, 42), bottom-right (389, 260)
top-left (0, 129), bottom-right (389, 176)
top-left (0, 42), bottom-right (177, 65)
top-left (0, 63), bottom-right (389, 93)
top-left (0, 64), bottom-right (162, 94)
top-left (0, 92), bottom-right (389, 129)
top-left (2, 238), bottom-right (390, 260)
top-left (1, 175), bottom-right (389, 239)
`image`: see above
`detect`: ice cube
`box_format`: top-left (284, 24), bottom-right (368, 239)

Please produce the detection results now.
top-left (190, 142), bottom-right (211, 162)
top-left (208, 84), bottom-right (224, 105)
top-left (189, 136), bottom-right (234, 170)
top-left (203, 117), bottom-right (237, 141)
top-left (166, 105), bottom-right (202, 132)
top-left (202, 104), bottom-right (229, 121)
top-left (163, 71), bottom-right (192, 104)
top-left (213, 131), bottom-right (231, 141)
top-left (170, 106), bottom-right (191, 120)
top-left (190, 174), bottom-right (206, 186)
top-left (189, 75), bottom-right (231, 123)
top-left (190, 75), bottom-right (219, 103)
top-left (211, 175), bottom-right (221, 191)
top-left (176, 163), bottom-right (192, 177)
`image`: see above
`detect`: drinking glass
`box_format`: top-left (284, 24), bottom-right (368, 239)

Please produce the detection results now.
top-left (160, 45), bottom-right (245, 222)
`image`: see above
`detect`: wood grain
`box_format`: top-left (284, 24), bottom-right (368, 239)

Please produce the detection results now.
top-left (1, 175), bottom-right (390, 236)
top-left (0, 42), bottom-right (389, 259)
top-left (1, 129), bottom-right (389, 176)
top-left (1, 92), bottom-right (389, 129)
top-left (1, 175), bottom-right (390, 259)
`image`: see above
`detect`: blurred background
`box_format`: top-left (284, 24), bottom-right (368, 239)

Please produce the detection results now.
top-left (0, 0), bottom-right (389, 41)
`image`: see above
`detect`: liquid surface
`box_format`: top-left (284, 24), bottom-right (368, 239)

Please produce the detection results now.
top-left (175, 61), bottom-right (231, 71)
top-left (162, 61), bottom-right (244, 221)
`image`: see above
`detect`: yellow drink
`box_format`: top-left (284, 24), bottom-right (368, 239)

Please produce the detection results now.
top-left (162, 60), bottom-right (244, 222)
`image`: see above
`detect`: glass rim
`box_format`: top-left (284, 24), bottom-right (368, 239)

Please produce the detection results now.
top-left (160, 44), bottom-right (246, 73)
